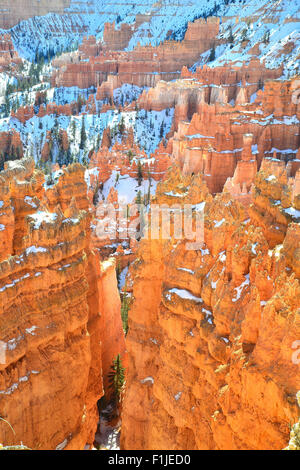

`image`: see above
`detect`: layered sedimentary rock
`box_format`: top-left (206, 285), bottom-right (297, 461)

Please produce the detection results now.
top-left (0, 157), bottom-right (126, 450)
top-left (103, 22), bottom-right (136, 51)
top-left (51, 17), bottom-right (220, 90)
top-left (139, 58), bottom-right (282, 122)
top-left (121, 164), bottom-right (300, 450)
top-left (0, 0), bottom-right (71, 29)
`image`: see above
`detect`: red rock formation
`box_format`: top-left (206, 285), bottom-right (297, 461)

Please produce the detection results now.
top-left (59, 129), bottom-right (69, 152)
top-left (51, 17), bottom-right (220, 90)
top-left (0, 157), bottom-right (126, 450)
top-left (223, 134), bottom-right (257, 206)
top-left (79, 36), bottom-right (102, 59)
top-left (139, 59), bottom-right (283, 125)
top-left (157, 76), bottom-right (300, 194)
top-left (11, 106), bottom-right (35, 124)
top-left (88, 136), bottom-right (171, 188)
top-left (0, 131), bottom-right (24, 168)
top-left (0, 34), bottom-right (22, 72)
top-left (103, 22), bottom-right (136, 51)
top-left (121, 165), bottom-right (300, 450)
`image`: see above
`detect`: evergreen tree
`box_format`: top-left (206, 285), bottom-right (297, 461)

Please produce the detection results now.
top-left (118, 116), bottom-right (125, 135)
top-left (121, 288), bottom-right (130, 335)
top-left (136, 190), bottom-right (142, 205)
top-left (209, 45), bottom-right (216, 62)
top-left (108, 354), bottom-right (125, 403)
top-left (116, 261), bottom-right (121, 286)
top-left (79, 116), bottom-right (87, 150)
top-left (71, 119), bottom-right (76, 141)
top-left (137, 160), bottom-right (143, 186)
top-left (159, 121), bottom-right (165, 139)
top-left (127, 149), bottom-right (133, 163)
top-left (263, 30), bottom-right (270, 44)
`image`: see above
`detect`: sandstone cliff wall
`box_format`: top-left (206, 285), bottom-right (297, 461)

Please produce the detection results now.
top-left (51, 17), bottom-right (220, 90)
top-left (121, 164), bottom-right (300, 450)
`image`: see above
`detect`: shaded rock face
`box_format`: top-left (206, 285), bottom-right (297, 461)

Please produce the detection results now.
top-left (0, 157), bottom-right (126, 450)
top-left (0, 131), bottom-right (24, 170)
top-left (121, 166), bottom-right (300, 450)
top-left (0, 0), bottom-right (71, 29)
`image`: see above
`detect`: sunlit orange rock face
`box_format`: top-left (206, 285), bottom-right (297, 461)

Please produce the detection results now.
top-left (0, 157), bottom-right (126, 450)
top-left (151, 76), bottom-right (300, 194)
top-left (121, 164), bottom-right (300, 450)
top-left (88, 137), bottom-right (172, 188)
top-left (139, 58), bottom-right (282, 120)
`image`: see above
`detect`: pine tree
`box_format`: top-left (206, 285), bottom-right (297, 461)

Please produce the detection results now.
top-left (71, 119), bottom-right (76, 141)
top-left (118, 116), bottom-right (125, 135)
top-left (137, 160), bottom-right (143, 186)
top-left (116, 261), bottom-right (121, 285)
top-left (136, 190), bottom-right (142, 205)
top-left (127, 149), bottom-right (133, 163)
top-left (79, 116), bottom-right (87, 150)
top-left (263, 30), bottom-right (270, 44)
top-left (121, 288), bottom-right (130, 335)
top-left (108, 354), bottom-right (125, 403)
top-left (159, 121), bottom-right (165, 139)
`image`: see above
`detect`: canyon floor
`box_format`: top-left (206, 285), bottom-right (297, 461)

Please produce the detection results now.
top-left (0, 0), bottom-right (299, 451)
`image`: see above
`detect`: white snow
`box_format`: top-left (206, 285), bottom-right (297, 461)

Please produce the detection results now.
top-left (118, 266), bottom-right (129, 290)
top-left (177, 267), bottom-right (195, 274)
top-left (101, 170), bottom-right (157, 205)
top-left (283, 206), bottom-right (300, 220)
top-left (24, 196), bottom-right (38, 208)
top-left (266, 175), bottom-right (276, 182)
top-left (232, 274), bottom-right (250, 302)
top-left (25, 246), bottom-right (47, 255)
top-left (214, 218), bottom-right (225, 228)
top-left (0, 370), bottom-right (40, 396)
top-left (28, 211), bottom-right (57, 229)
top-left (166, 288), bottom-right (203, 303)
top-left (149, 337), bottom-right (158, 345)
top-left (140, 376), bottom-right (154, 385)
top-left (251, 243), bottom-right (258, 255)
top-left (25, 326), bottom-right (37, 336)
top-left (55, 439), bottom-right (68, 451)
top-left (0, 273), bottom-right (31, 293)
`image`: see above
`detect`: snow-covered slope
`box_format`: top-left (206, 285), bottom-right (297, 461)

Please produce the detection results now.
top-left (0, 0), bottom-right (237, 60)
top-left (0, 102), bottom-right (173, 163)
